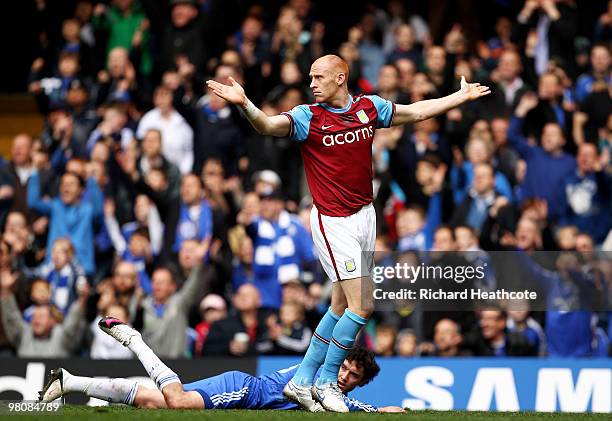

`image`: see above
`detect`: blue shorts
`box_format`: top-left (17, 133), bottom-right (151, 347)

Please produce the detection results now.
top-left (184, 371), bottom-right (256, 409)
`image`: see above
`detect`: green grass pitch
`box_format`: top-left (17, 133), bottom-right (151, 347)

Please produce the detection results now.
top-left (3, 406), bottom-right (610, 421)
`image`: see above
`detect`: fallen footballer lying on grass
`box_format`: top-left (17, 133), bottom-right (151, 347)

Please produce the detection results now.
top-left (40, 317), bottom-right (404, 413)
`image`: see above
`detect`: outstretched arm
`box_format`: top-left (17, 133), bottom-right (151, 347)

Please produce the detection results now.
top-left (206, 77), bottom-right (290, 137)
top-left (392, 76), bottom-right (490, 126)
top-left (378, 406), bottom-right (406, 413)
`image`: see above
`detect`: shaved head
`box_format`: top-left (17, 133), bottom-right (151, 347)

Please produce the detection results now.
top-left (312, 55), bottom-right (349, 80)
top-left (309, 55), bottom-right (350, 104)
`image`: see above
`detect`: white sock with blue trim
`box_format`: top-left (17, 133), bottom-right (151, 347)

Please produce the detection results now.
top-left (129, 336), bottom-right (181, 390)
top-left (64, 373), bottom-right (138, 405)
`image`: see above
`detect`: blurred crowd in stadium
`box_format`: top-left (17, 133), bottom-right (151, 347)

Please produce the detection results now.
top-left (0, 0), bottom-right (610, 359)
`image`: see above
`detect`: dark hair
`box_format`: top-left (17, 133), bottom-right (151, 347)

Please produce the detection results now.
top-left (131, 227), bottom-right (150, 242)
top-left (454, 224), bottom-right (476, 237)
top-left (183, 172), bottom-right (205, 189)
top-left (153, 266), bottom-right (178, 284)
top-left (62, 171), bottom-right (86, 188)
top-left (346, 347), bottom-right (380, 386)
top-left (479, 306), bottom-right (507, 319)
top-left (418, 153), bottom-right (442, 168)
top-left (59, 51), bottom-right (79, 62)
top-left (435, 224), bottom-right (455, 239)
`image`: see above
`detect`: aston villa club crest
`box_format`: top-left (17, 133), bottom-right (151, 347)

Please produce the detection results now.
top-left (345, 258), bottom-right (356, 272)
top-left (356, 109), bottom-right (369, 124)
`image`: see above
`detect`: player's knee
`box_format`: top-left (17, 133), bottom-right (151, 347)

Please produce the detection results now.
top-left (349, 303), bottom-right (373, 319)
top-left (331, 301), bottom-right (347, 316)
top-left (141, 400), bottom-right (161, 409)
top-left (165, 392), bottom-right (189, 409)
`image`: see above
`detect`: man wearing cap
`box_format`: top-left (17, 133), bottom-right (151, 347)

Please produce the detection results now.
top-left (202, 284), bottom-right (269, 357)
top-left (194, 294), bottom-right (227, 356)
top-left (65, 78), bottom-right (97, 155)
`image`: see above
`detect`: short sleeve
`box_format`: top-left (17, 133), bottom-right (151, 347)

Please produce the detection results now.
top-left (364, 95), bottom-right (395, 129)
top-left (281, 105), bottom-right (313, 142)
top-left (345, 396), bottom-right (378, 412)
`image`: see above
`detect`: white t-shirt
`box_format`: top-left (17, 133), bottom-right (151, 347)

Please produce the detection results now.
top-left (137, 108), bottom-right (194, 174)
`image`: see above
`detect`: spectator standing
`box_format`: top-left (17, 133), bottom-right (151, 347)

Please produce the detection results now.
top-left (509, 93), bottom-right (576, 221)
top-left (194, 294), bottom-right (227, 357)
top-left (173, 174), bottom-right (212, 255)
top-left (27, 170), bottom-right (102, 274)
top-left (136, 86), bottom-right (194, 174)
top-left (0, 269), bottom-right (88, 358)
top-left (92, 0), bottom-right (152, 81)
top-left (560, 143), bottom-right (612, 244)
top-left (2, 135), bottom-right (34, 219)
top-left (29, 238), bottom-right (88, 315)
top-left (140, 264), bottom-right (207, 358)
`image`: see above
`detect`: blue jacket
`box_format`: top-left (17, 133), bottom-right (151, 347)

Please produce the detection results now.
top-left (398, 192), bottom-right (442, 251)
top-left (450, 161), bottom-right (512, 204)
top-left (518, 252), bottom-right (599, 357)
top-left (508, 117), bottom-right (575, 220)
top-left (560, 170), bottom-right (612, 244)
top-left (27, 171), bottom-right (102, 274)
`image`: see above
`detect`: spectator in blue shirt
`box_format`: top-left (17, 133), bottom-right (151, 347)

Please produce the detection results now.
top-left (28, 237), bottom-right (88, 315)
top-left (450, 137), bottom-right (512, 204)
top-left (396, 203), bottom-right (440, 252)
top-left (451, 163), bottom-right (502, 233)
top-left (560, 143), bottom-right (612, 244)
top-left (27, 171), bottom-right (101, 274)
top-left (508, 93), bottom-right (576, 221)
top-left (575, 44), bottom-right (611, 104)
top-left (239, 188), bottom-right (316, 310)
top-left (173, 174), bottom-right (212, 255)
top-left (518, 251), bottom-right (601, 357)
top-left (507, 304), bottom-right (547, 356)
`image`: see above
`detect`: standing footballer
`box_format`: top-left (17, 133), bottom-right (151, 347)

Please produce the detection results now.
top-left (206, 55), bottom-right (490, 412)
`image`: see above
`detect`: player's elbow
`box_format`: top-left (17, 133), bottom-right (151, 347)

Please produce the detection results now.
top-left (252, 123), bottom-right (266, 135)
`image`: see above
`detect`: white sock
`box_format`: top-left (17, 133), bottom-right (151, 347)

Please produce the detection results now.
top-left (129, 336), bottom-right (181, 390)
top-left (64, 372), bottom-right (138, 405)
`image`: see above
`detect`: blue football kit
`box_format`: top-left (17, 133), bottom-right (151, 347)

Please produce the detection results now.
top-left (183, 365), bottom-right (377, 412)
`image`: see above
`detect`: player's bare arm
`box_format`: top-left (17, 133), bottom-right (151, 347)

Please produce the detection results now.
top-left (378, 406), bottom-right (406, 413)
top-left (206, 77), bottom-right (290, 137)
top-left (392, 76), bottom-right (491, 126)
